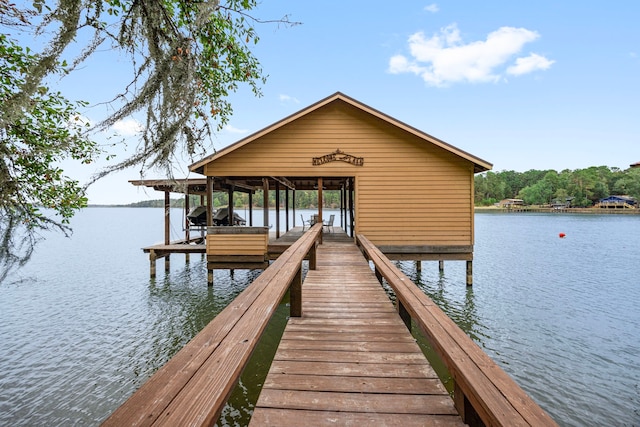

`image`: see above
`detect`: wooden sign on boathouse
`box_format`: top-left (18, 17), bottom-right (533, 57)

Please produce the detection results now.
top-left (189, 92), bottom-right (492, 280)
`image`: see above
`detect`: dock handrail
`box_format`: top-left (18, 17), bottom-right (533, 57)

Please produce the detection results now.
top-left (102, 223), bottom-right (323, 426)
top-left (356, 234), bottom-right (558, 427)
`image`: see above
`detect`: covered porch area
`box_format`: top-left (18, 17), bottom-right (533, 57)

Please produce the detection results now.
top-left (130, 176), bottom-right (356, 284)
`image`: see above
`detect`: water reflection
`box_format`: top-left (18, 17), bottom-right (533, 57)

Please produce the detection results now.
top-left (146, 261), bottom-right (263, 355)
top-left (4, 209), bottom-right (639, 426)
top-left (400, 260), bottom-right (489, 344)
top-left (142, 260), bottom-right (288, 427)
top-left (375, 261), bottom-right (492, 394)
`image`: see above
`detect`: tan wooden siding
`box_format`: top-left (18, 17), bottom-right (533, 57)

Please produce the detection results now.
top-left (206, 234), bottom-right (268, 256)
top-left (205, 103), bottom-right (474, 247)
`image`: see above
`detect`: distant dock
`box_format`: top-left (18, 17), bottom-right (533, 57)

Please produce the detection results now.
top-left (476, 206), bottom-right (640, 214)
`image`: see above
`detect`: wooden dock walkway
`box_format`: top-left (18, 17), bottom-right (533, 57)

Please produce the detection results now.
top-left (106, 225), bottom-right (557, 426)
top-left (250, 238), bottom-right (464, 426)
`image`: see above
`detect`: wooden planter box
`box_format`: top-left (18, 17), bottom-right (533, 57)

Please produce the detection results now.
top-left (206, 226), bottom-right (269, 263)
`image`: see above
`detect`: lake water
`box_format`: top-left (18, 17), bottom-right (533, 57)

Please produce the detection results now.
top-left (1, 208), bottom-right (639, 426)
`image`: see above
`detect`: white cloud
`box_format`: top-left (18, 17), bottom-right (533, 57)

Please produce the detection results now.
top-left (507, 53), bottom-right (555, 75)
top-left (224, 124), bottom-right (248, 134)
top-left (112, 118), bottom-right (143, 136)
top-left (388, 23), bottom-right (553, 86)
top-left (424, 3), bottom-right (439, 13)
top-left (279, 94), bottom-right (300, 104)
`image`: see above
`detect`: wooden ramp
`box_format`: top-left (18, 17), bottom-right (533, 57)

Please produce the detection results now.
top-left (250, 239), bottom-right (465, 426)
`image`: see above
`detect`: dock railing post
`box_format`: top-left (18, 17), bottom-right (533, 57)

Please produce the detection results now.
top-left (374, 266), bottom-right (383, 284)
top-left (454, 383), bottom-right (482, 427)
top-left (290, 266), bottom-right (302, 317)
top-left (398, 300), bottom-right (411, 331)
top-left (309, 242), bottom-right (317, 270)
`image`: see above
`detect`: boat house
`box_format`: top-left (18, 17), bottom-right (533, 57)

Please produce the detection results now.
top-left (189, 92), bottom-right (492, 282)
top-left (596, 195), bottom-right (637, 209)
top-left (497, 198), bottom-right (525, 208)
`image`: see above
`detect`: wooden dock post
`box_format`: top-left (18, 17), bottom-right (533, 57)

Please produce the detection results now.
top-left (416, 260), bottom-right (422, 272)
top-left (150, 249), bottom-right (157, 278)
top-left (398, 299), bottom-right (411, 330)
top-left (374, 266), bottom-right (383, 284)
top-left (466, 260), bottom-right (473, 286)
top-left (454, 383), bottom-right (482, 426)
top-left (439, 260), bottom-right (445, 272)
top-left (308, 242), bottom-right (317, 270)
top-left (207, 269), bottom-right (213, 286)
top-left (290, 266), bottom-right (302, 317)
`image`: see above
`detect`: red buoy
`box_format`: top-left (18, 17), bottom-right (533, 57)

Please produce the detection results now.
top-left (559, 233), bottom-right (566, 238)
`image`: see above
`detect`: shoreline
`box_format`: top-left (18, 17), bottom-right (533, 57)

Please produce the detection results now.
top-left (474, 206), bottom-right (640, 214)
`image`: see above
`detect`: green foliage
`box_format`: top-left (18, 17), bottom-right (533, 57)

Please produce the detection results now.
top-left (85, 0), bottom-right (294, 179)
top-left (0, 1), bottom-right (297, 281)
top-left (475, 166), bottom-right (640, 207)
top-left (1, 33), bottom-right (101, 280)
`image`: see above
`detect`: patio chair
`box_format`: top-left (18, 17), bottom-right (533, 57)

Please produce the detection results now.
top-left (323, 214), bottom-right (335, 233)
top-left (301, 214), bottom-right (312, 231)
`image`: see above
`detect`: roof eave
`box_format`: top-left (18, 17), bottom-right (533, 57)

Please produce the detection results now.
top-left (189, 92), bottom-right (493, 174)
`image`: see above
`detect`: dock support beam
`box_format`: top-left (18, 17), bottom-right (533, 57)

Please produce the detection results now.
top-left (208, 269), bottom-right (213, 286)
top-left (466, 260), bottom-right (473, 286)
top-left (206, 177), bottom-right (213, 226)
top-left (262, 178), bottom-right (269, 228)
top-left (375, 266), bottom-right (383, 284)
top-left (439, 260), bottom-right (444, 272)
top-left (309, 243), bottom-right (317, 270)
top-left (290, 267), bottom-right (302, 317)
top-left (398, 300), bottom-right (411, 330)
top-left (248, 192), bottom-right (253, 226)
top-left (228, 186), bottom-right (234, 226)
top-left (275, 181), bottom-right (281, 238)
top-left (348, 177), bottom-right (355, 238)
top-left (454, 383), bottom-right (482, 426)
top-left (150, 250), bottom-right (156, 278)
top-left (317, 178), bottom-right (323, 245)
top-left (184, 193), bottom-right (190, 263)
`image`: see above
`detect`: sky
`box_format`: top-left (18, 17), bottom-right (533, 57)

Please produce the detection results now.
top-left (44, 1), bottom-right (640, 204)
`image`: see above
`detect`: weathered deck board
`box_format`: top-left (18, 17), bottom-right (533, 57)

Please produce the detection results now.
top-left (250, 239), bottom-right (465, 426)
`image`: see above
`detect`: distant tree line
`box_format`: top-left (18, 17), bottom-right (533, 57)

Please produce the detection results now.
top-left (475, 166), bottom-right (640, 207)
top-left (118, 190), bottom-right (342, 209)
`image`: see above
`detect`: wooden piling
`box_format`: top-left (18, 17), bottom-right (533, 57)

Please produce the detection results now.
top-left (150, 250), bottom-right (157, 277)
